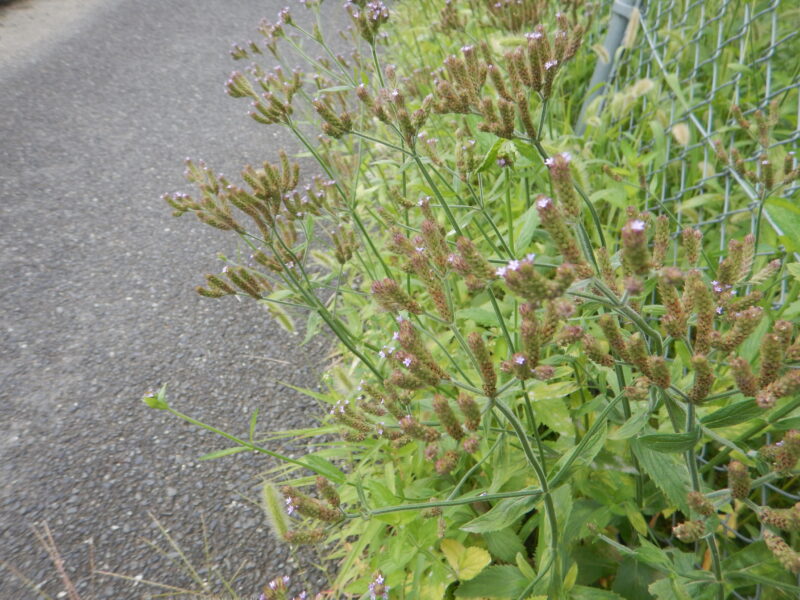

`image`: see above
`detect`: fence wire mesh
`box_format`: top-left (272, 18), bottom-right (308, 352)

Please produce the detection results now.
top-left (593, 0), bottom-right (799, 265)
top-left (590, 1), bottom-right (799, 578)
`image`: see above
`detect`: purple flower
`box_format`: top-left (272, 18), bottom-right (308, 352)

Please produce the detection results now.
top-left (630, 219), bottom-right (646, 232)
top-left (536, 196), bottom-right (553, 209)
top-left (545, 59), bottom-right (558, 70)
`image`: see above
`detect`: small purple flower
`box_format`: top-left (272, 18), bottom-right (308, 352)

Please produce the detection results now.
top-left (526, 253), bottom-right (536, 262)
top-left (508, 259), bottom-right (521, 271)
top-left (545, 59), bottom-right (558, 70)
top-left (402, 357), bottom-right (413, 367)
top-left (536, 196), bottom-right (553, 209)
top-left (495, 266), bottom-right (508, 277)
top-left (630, 219), bottom-right (646, 232)
top-left (544, 157), bottom-right (554, 167)
top-left (392, 331), bottom-right (400, 340)
top-left (514, 355), bottom-right (526, 365)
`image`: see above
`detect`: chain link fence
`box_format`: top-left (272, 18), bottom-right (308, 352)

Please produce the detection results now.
top-left (581, 3), bottom-right (799, 593)
top-left (582, 0), bottom-right (799, 265)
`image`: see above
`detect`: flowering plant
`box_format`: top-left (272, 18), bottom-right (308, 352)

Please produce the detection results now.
top-left (147, 1), bottom-right (800, 598)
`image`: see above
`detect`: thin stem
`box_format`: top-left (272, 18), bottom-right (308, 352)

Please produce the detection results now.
top-left (343, 487), bottom-right (543, 518)
top-left (493, 399), bottom-right (561, 596)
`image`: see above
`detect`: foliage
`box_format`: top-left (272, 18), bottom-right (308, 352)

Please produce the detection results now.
top-left (147, 1), bottom-right (800, 598)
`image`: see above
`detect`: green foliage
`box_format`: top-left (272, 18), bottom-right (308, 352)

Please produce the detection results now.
top-left (149, 1), bottom-right (800, 598)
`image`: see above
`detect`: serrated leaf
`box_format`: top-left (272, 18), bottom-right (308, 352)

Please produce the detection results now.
top-left (441, 539), bottom-right (491, 581)
top-left (454, 565), bottom-right (529, 597)
top-left (485, 529), bottom-right (527, 563)
top-left (700, 398), bottom-right (760, 428)
top-left (460, 492), bottom-right (541, 533)
top-left (631, 440), bottom-right (690, 512)
top-left (638, 428), bottom-right (702, 453)
top-left (198, 446), bottom-right (248, 460)
top-left (534, 396), bottom-right (574, 437)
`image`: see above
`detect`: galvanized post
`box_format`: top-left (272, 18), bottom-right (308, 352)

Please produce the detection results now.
top-left (576, 0), bottom-right (640, 135)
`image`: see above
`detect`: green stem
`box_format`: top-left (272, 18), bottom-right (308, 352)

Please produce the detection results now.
top-left (166, 407), bottom-right (320, 473)
top-left (493, 399), bottom-right (561, 596)
top-left (344, 487), bottom-right (543, 518)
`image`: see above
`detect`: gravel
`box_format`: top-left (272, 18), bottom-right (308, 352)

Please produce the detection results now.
top-left (0, 1), bottom-right (349, 597)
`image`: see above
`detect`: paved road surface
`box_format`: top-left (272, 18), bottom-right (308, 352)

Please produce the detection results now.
top-left (1, 1), bottom-right (345, 597)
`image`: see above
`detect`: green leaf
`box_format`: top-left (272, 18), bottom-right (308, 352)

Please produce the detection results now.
top-left (485, 529), bottom-right (527, 563)
top-left (611, 556), bottom-right (659, 600)
top-left (301, 310), bottom-right (322, 345)
top-left (249, 408), bottom-right (259, 442)
top-left (457, 307), bottom-right (501, 327)
top-left (198, 446), bottom-right (248, 460)
top-left (634, 537), bottom-right (674, 572)
top-left (515, 552), bottom-right (536, 579)
top-left (534, 396), bottom-right (574, 437)
top-left (511, 139), bottom-right (539, 162)
top-left (772, 416), bottom-right (800, 430)
top-left (514, 204), bottom-right (541, 252)
top-left (648, 576), bottom-right (691, 600)
top-left (570, 586), bottom-right (626, 599)
top-left (454, 565), bottom-right (529, 598)
top-left (700, 398), bottom-right (760, 428)
top-left (531, 380), bottom-right (579, 399)
top-left (610, 404), bottom-right (650, 440)
top-left (460, 492), bottom-right (541, 533)
top-left (303, 455), bottom-right (346, 483)
top-left (317, 85), bottom-right (353, 93)
top-left (631, 440), bottom-right (691, 512)
top-left (142, 384), bottom-right (169, 410)
top-left (441, 539), bottom-right (491, 581)
top-left (767, 198), bottom-right (800, 253)
top-left (637, 428), bottom-right (702, 453)
top-left (477, 139), bottom-right (504, 173)
top-left (787, 262), bottom-right (800, 283)
top-left (549, 420), bottom-right (607, 488)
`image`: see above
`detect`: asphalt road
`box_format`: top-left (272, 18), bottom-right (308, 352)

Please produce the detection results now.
top-left (0, 1), bottom-right (346, 597)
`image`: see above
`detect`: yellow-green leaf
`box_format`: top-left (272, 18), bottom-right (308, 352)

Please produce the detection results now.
top-left (441, 539), bottom-right (491, 581)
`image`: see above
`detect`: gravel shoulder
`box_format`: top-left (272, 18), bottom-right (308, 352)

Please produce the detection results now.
top-left (0, 1), bottom-right (346, 597)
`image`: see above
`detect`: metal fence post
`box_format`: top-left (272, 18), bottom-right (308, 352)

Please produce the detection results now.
top-left (576, 0), bottom-right (641, 135)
